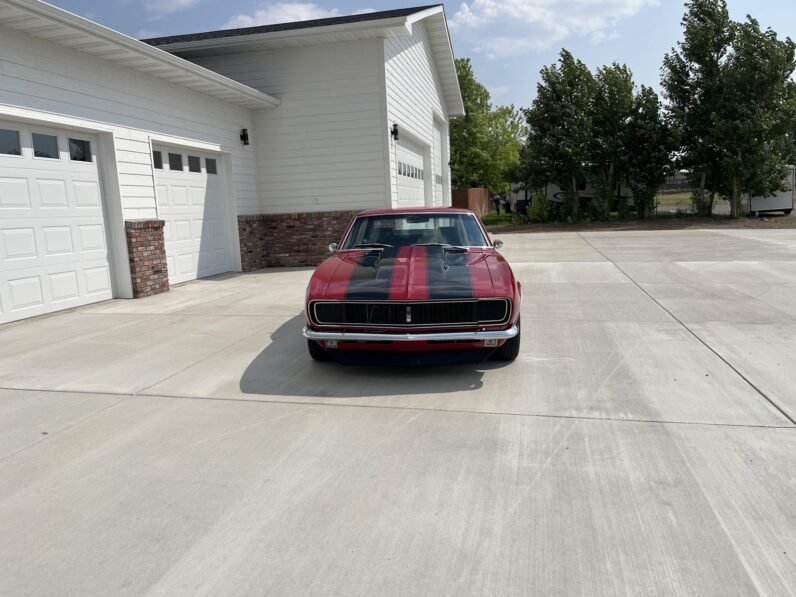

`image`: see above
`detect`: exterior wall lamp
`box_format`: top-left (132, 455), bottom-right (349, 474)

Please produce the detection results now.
top-left (240, 128), bottom-right (250, 146)
top-left (390, 123), bottom-right (399, 141)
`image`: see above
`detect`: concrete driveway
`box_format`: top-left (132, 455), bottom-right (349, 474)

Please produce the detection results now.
top-left (1, 228), bottom-right (795, 596)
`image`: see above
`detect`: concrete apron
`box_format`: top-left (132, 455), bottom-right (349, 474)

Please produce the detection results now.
top-left (0, 229), bottom-right (794, 596)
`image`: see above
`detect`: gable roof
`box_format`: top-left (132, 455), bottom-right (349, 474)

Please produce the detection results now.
top-left (0, 0), bottom-right (280, 110)
top-left (144, 6), bottom-right (441, 48)
top-left (142, 5), bottom-right (465, 117)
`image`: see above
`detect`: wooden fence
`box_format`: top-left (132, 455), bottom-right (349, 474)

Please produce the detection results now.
top-left (452, 188), bottom-right (490, 217)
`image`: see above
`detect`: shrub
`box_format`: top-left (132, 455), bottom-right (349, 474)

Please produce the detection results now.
top-left (528, 193), bottom-right (552, 223)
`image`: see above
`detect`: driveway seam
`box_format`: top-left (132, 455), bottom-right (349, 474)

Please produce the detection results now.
top-left (1, 386), bottom-right (793, 431)
top-left (576, 232), bottom-right (796, 426)
top-left (0, 394), bottom-right (129, 464)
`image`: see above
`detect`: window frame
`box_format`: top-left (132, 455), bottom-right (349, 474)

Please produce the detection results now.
top-left (31, 132), bottom-right (61, 161)
top-left (205, 157), bottom-right (218, 175)
top-left (67, 137), bottom-right (93, 164)
top-left (168, 152), bottom-right (184, 172)
top-left (0, 127), bottom-right (23, 158)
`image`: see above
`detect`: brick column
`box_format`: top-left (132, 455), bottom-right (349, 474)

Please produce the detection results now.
top-left (125, 219), bottom-right (169, 298)
top-left (238, 211), bottom-right (357, 270)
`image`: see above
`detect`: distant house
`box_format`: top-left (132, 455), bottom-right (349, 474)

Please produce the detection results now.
top-left (0, 1), bottom-right (463, 323)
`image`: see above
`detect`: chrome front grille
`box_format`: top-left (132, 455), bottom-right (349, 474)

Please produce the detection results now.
top-left (311, 299), bottom-right (510, 327)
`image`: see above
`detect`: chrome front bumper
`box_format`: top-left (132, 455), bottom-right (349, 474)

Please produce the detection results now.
top-left (302, 324), bottom-right (519, 343)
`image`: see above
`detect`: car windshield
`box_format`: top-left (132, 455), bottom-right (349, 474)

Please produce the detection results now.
top-left (341, 213), bottom-right (489, 249)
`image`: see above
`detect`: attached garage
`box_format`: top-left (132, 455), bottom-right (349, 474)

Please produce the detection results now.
top-left (153, 147), bottom-right (233, 285)
top-left (396, 138), bottom-right (427, 207)
top-left (0, 121), bottom-right (112, 324)
top-left (0, 1), bottom-right (463, 325)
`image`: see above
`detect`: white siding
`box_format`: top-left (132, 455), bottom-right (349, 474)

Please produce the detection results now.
top-left (385, 21), bottom-right (451, 207)
top-left (189, 39), bottom-right (388, 214)
top-left (0, 25), bottom-right (257, 220)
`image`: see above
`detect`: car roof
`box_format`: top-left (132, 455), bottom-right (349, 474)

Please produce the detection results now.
top-left (355, 208), bottom-right (475, 216)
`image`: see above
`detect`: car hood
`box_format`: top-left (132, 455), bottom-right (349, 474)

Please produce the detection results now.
top-left (308, 246), bottom-right (514, 301)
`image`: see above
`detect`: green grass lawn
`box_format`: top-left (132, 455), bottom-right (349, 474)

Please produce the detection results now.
top-left (481, 212), bottom-right (514, 225)
top-left (656, 191), bottom-right (693, 206)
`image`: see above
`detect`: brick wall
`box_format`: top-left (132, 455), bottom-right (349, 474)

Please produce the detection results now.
top-left (238, 211), bottom-right (357, 269)
top-left (125, 219), bottom-right (169, 298)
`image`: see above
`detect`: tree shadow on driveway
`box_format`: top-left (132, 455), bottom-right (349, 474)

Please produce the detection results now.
top-left (239, 315), bottom-right (511, 399)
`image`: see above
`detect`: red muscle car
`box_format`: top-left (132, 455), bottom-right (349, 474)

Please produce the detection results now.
top-left (303, 208), bottom-right (521, 363)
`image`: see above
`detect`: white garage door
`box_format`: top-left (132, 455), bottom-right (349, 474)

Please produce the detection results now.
top-left (153, 147), bottom-right (232, 285)
top-left (0, 121), bottom-right (112, 324)
top-left (433, 123), bottom-right (444, 206)
top-left (396, 138), bottom-right (426, 207)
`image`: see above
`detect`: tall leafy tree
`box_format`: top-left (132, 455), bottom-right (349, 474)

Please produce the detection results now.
top-left (450, 58), bottom-right (523, 194)
top-left (482, 105), bottom-right (524, 195)
top-left (624, 86), bottom-right (672, 218)
top-left (662, 0), bottom-right (733, 216)
top-left (525, 50), bottom-right (595, 221)
top-left (714, 17), bottom-right (796, 216)
top-left (450, 58), bottom-right (490, 190)
top-left (590, 63), bottom-right (635, 219)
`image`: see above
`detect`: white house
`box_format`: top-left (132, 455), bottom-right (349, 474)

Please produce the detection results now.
top-left (0, 0), bottom-right (463, 324)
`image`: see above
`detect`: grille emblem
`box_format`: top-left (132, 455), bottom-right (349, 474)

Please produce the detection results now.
top-left (406, 306), bottom-right (412, 323)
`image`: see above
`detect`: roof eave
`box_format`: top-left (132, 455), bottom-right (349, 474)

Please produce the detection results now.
top-left (408, 7), bottom-right (465, 117)
top-left (0, 0), bottom-right (280, 110)
top-left (151, 17), bottom-right (412, 54)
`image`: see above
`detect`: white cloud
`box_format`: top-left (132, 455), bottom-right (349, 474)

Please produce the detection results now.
top-left (144, 0), bottom-right (200, 17)
top-left (451, 0), bottom-right (657, 55)
top-left (224, 3), bottom-right (341, 29)
top-left (353, 8), bottom-right (377, 15)
top-left (136, 29), bottom-right (165, 39)
top-left (487, 84), bottom-right (511, 98)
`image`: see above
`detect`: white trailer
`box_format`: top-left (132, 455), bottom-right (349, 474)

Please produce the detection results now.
top-left (742, 165), bottom-right (795, 216)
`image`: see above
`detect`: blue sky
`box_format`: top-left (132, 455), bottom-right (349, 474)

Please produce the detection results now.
top-left (48, 0), bottom-right (796, 109)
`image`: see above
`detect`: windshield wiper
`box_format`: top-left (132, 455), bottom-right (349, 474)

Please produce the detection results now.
top-left (352, 243), bottom-right (393, 249)
top-left (413, 243), bottom-right (467, 252)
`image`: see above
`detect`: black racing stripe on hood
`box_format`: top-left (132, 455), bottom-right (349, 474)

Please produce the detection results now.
top-left (426, 246), bottom-right (474, 299)
top-left (345, 246), bottom-right (401, 300)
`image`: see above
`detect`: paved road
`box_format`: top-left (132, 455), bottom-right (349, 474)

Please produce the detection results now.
top-left (1, 229), bottom-right (795, 596)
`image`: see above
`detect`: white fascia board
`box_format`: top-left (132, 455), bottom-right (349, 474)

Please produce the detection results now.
top-left (3, 0), bottom-right (280, 109)
top-left (408, 8), bottom-right (465, 117)
top-left (155, 18), bottom-right (412, 53)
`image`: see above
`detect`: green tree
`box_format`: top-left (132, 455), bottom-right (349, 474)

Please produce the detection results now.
top-left (624, 86), bottom-right (672, 218)
top-left (662, 0), bottom-right (733, 216)
top-left (786, 82), bottom-right (796, 164)
top-left (590, 63), bottom-right (634, 220)
top-left (715, 17), bottom-right (796, 216)
top-left (450, 58), bottom-right (490, 189)
top-left (525, 49), bottom-right (595, 221)
top-left (449, 58), bottom-right (522, 194)
top-left (482, 105), bottom-right (524, 195)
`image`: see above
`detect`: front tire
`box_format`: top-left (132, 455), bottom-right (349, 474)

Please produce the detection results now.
top-left (784, 209), bottom-right (792, 216)
top-left (493, 318), bottom-right (521, 362)
top-left (307, 340), bottom-right (331, 361)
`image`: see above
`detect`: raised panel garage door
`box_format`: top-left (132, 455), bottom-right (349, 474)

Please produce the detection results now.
top-left (154, 147), bottom-right (232, 285)
top-left (433, 123), bottom-right (444, 206)
top-left (0, 121), bottom-right (112, 324)
top-left (396, 138), bottom-right (427, 207)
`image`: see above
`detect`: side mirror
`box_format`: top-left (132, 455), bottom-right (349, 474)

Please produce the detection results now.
top-left (328, 242), bottom-right (339, 254)
top-left (493, 239), bottom-right (504, 249)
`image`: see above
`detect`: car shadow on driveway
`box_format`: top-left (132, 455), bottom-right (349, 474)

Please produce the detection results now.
top-left (239, 315), bottom-right (511, 398)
